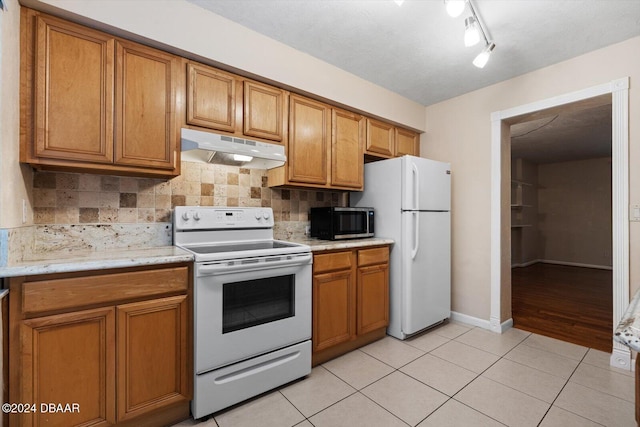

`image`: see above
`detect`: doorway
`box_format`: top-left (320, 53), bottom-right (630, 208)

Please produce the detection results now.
top-left (489, 78), bottom-right (630, 369)
top-left (509, 106), bottom-right (613, 351)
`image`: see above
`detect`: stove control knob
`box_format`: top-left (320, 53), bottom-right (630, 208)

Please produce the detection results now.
top-left (193, 212), bottom-right (201, 221)
top-left (182, 212), bottom-right (191, 221)
top-left (263, 211), bottom-right (270, 220)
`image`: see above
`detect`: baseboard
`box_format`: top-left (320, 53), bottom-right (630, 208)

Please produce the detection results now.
top-left (610, 346), bottom-right (632, 370)
top-left (541, 259), bottom-right (613, 270)
top-left (451, 311), bottom-right (513, 334)
top-left (514, 259), bottom-right (613, 270)
top-left (511, 259), bottom-right (540, 268)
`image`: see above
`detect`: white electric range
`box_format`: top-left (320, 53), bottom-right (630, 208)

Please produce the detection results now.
top-left (174, 206), bottom-right (312, 418)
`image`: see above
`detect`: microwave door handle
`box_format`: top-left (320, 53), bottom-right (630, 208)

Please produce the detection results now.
top-left (366, 211), bottom-right (370, 234)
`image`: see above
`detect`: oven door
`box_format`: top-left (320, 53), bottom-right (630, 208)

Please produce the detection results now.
top-left (194, 252), bottom-right (312, 374)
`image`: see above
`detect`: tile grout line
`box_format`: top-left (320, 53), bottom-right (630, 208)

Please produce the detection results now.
top-left (533, 349), bottom-right (604, 427)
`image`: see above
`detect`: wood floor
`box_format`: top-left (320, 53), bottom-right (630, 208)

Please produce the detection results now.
top-left (511, 263), bottom-right (613, 352)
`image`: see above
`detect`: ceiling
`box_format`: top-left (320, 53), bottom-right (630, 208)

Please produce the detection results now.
top-left (188, 0), bottom-right (640, 107)
top-left (510, 103), bottom-right (612, 164)
top-left (188, 0), bottom-right (632, 164)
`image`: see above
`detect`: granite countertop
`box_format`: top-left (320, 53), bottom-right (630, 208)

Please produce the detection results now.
top-left (614, 288), bottom-right (640, 351)
top-left (0, 246), bottom-right (194, 278)
top-left (0, 237), bottom-right (393, 278)
top-left (285, 237), bottom-right (394, 252)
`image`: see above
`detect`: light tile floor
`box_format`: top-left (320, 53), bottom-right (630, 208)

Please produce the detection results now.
top-left (173, 322), bottom-right (636, 427)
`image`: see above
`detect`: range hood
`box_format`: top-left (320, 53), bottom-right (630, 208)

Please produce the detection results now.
top-left (181, 128), bottom-right (285, 169)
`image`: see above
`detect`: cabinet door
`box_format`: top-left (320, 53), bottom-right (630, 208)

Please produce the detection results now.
top-left (21, 307), bottom-right (116, 427)
top-left (116, 295), bottom-right (190, 422)
top-left (365, 119), bottom-right (394, 158)
top-left (357, 264), bottom-right (389, 335)
top-left (288, 95), bottom-right (329, 185)
top-left (187, 62), bottom-right (236, 132)
top-left (313, 270), bottom-right (356, 352)
top-left (244, 80), bottom-right (286, 142)
top-left (115, 40), bottom-right (178, 170)
top-left (331, 109), bottom-right (364, 189)
top-left (34, 14), bottom-right (114, 163)
top-left (395, 128), bottom-right (419, 157)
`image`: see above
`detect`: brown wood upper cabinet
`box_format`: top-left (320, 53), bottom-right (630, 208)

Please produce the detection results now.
top-left (186, 62), bottom-right (237, 132)
top-left (186, 61), bottom-right (287, 143)
top-left (286, 94), bottom-right (330, 185)
top-left (365, 118), bottom-right (420, 158)
top-left (243, 80), bottom-right (286, 142)
top-left (268, 96), bottom-right (363, 190)
top-left (331, 109), bottom-right (364, 189)
top-left (395, 127), bottom-right (420, 157)
top-left (21, 9), bottom-right (180, 178)
top-left (365, 118), bottom-right (395, 158)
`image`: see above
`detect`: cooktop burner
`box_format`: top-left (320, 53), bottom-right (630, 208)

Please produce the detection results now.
top-left (185, 241), bottom-right (302, 254)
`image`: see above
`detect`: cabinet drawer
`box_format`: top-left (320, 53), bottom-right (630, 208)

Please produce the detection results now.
top-left (313, 251), bottom-right (353, 274)
top-left (358, 247), bottom-right (389, 267)
top-left (22, 266), bottom-right (189, 316)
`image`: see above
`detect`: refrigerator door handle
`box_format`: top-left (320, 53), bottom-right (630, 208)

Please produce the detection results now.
top-left (411, 211), bottom-right (419, 259)
top-left (412, 163), bottom-right (419, 210)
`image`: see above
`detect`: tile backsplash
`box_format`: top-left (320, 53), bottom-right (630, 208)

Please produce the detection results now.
top-left (21, 161), bottom-right (347, 259)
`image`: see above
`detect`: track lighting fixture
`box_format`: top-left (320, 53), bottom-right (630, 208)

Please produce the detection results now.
top-left (445, 0), bottom-right (495, 68)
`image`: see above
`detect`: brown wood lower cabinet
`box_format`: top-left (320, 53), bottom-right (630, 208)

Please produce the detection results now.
top-left (312, 246), bottom-right (389, 365)
top-left (8, 263), bottom-right (192, 427)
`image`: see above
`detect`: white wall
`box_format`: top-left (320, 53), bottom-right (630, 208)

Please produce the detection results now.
top-left (424, 36), bottom-right (640, 321)
top-left (0, 0), bottom-right (32, 229)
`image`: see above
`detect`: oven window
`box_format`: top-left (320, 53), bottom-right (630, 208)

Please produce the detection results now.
top-left (336, 212), bottom-right (366, 234)
top-left (222, 274), bottom-right (295, 334)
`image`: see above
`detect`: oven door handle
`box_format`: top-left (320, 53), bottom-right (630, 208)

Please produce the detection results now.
top-left (197, 253), bottom-right (313, 275)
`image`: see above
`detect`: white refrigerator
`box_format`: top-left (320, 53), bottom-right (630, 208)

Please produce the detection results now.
top-left (351, 155), bottom-right (451, 339)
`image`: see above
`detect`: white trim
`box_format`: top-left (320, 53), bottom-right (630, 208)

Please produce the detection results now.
top-left (490, 78), bottom-right (630, 369)
top-left (611, 347), bottom-right (632, 371)
top-left (490, 114), bottom-right (502, 335)
top-left (611, 78), bottom-right (631, 368)
top-left (451, 311), bottom-right (491, 330)
top-left (451, 311), bottom-right (513, 333)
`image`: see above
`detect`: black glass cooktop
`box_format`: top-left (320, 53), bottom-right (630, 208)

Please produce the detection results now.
top-left (185, 241), bottom-right (302, 254)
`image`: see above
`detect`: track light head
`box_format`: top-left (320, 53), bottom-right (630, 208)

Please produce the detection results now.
top-left (464, 16), bottom-right (480, 47)
top-left (473, 42), bottom-right (495, 68)
top-left (444, 0), bottom-right (467, 18)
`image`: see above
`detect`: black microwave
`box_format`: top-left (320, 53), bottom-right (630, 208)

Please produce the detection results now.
top-left (309, 207), bottom-right (374, 240)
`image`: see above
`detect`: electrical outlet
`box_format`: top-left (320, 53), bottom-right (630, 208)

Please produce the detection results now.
top-left (22, 199), bottom-right (27, 224)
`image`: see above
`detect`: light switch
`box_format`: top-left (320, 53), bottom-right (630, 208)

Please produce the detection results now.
top-left (631, 204), bottom-right (640, 222)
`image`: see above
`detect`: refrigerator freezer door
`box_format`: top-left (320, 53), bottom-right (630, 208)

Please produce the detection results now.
top-left (401, 210), bottom-right (451, 336)
top-left (401, 156), bottom-right (451, 212)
